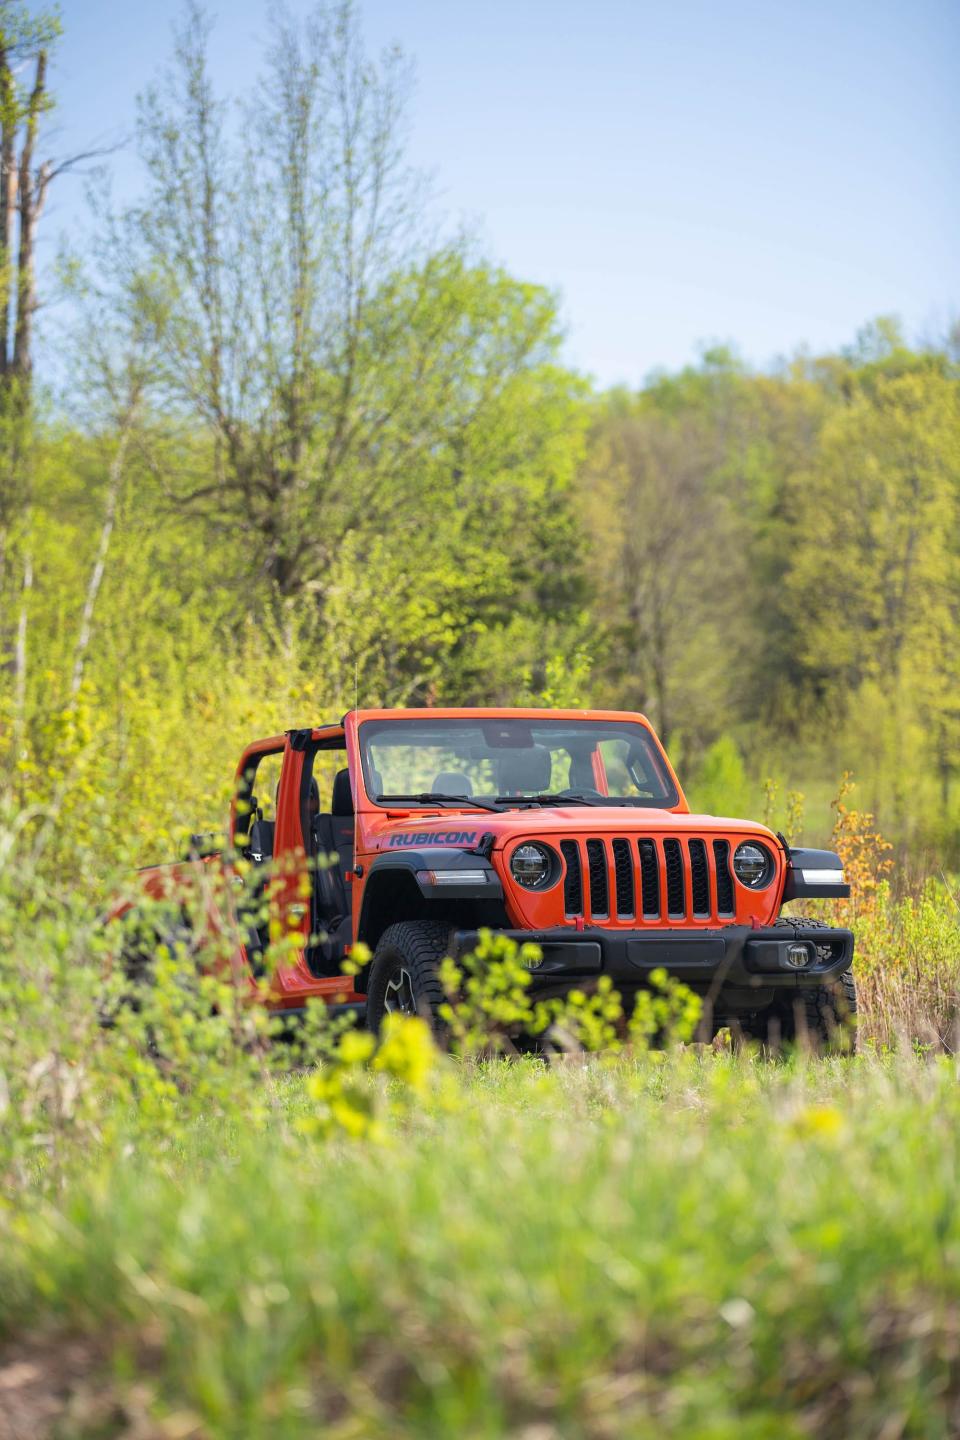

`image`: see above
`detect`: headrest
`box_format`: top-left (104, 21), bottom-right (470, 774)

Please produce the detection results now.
top-left (332, 768), bottom-right (354, 816)
top-left (432, 771), bottom-right (473, 796)
top-left (498, 745), bottom-right (552, 795)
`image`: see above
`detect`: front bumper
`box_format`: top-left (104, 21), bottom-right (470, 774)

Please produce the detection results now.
top-left (451, 922), bottom-right (854, 995)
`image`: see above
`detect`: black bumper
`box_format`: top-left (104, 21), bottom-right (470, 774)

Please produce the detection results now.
top-left (450, 923), bottom-right (854, 995)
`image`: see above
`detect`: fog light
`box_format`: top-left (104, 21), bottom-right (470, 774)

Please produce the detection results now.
top-left (785, 942), bottom-right (810, 968)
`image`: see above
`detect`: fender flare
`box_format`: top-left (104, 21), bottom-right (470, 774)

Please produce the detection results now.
top-left (356, 848), bottom-right (505, 947)
top-left (782, 847), bottom-right (850, 901)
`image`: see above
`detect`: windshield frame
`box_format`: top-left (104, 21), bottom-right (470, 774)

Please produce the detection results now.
top-left (357, 715), bottom-right (681, 811)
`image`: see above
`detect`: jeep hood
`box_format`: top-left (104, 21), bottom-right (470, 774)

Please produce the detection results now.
top-left (366, 806), bottom-right (777, 852)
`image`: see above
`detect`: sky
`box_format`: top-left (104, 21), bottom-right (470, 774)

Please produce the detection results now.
top-left (44, 0), bottom-right (960, 388)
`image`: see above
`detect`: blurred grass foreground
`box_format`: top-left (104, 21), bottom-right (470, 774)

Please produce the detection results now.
top-left (1, 1049), bottom-right (959, 1439)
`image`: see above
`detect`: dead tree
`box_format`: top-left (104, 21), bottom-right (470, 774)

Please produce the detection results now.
top-left (0, 6), bottom-right (110, 758)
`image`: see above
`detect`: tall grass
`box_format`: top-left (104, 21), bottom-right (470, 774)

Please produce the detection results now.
top-left (803, 776), bottom-right (960, 1049)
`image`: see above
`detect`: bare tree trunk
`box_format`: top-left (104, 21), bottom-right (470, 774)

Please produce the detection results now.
top-left (12, 535), bottom-right (32, 761)
top-left (0, 44), bottom-right (16, 375)
top-left (0, 48), bottom-right (18, 571)
top-left (70, 420), bottom-right (133, 700)
top-left (12, 51), bottom-right (48, 391)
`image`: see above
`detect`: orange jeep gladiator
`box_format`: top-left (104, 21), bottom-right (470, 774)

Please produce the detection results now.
top-left (127, 708), bottom-right (856, 1048)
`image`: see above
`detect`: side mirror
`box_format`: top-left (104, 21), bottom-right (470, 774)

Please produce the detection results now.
top-left (182, 831), bottom-right (224, 861)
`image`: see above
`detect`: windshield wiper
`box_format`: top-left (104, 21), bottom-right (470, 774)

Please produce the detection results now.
top-left (377, 792), bottom-right (506, 813)
top-left (376, 790), bottom-right (645, 813)
top-left (495, 792), bottom-right (605, 807)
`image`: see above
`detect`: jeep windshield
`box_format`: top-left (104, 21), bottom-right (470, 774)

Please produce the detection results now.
top-left (359, 717), bottom-right (679, 809)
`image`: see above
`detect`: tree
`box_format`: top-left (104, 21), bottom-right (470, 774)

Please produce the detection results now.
top-left (92, 1), bottom-right (581, 622)
top-left (0, 3), bottom-right (59, 769)
top-left (0, 1), bottom-right (59, 406)
top-left (781, 367), bottom-right (960, 823)
top-left (580, 405), bottom-right (749, 751)
top-left (0, 3), bottom-right (119, 765)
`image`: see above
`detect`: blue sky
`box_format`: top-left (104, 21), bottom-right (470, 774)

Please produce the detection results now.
top-left (47, 0), bottom-right (960, 387)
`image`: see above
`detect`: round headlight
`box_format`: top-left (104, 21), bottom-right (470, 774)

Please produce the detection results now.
top-left (733, 841), bottom-right (774, 889)
top-left (510, 842), bottom-right (554, 890)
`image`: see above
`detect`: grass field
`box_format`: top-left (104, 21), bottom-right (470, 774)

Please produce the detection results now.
top-left (2, 1050), bottom-right (960, 1439)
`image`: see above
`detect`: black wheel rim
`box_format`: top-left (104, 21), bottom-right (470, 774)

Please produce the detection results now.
top-left (383, 965), bottom-right (417, 1016)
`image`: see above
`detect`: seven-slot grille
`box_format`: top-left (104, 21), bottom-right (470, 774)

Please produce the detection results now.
top-left (556, 836), bottom-right (738, 924)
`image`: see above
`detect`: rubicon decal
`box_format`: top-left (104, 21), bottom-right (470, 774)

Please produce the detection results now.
top-left (387, 831), bottom-right (478, 847)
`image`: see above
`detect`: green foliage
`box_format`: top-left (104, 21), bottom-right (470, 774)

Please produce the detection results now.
top-left (688, 733), bottom-right (752, 818)
top-left (846, 878), bottom-right (960, 1050)
top-left (0, 12), bottom-right (957, 868)
top-left (438, 929), bottom-right (702, 1057)
top-left (626, 966), bottom-right (704, 1048)
top-left (438, 929), bottom-right (546, 1055)
top-left (299, 1016), bottom-right (438, 1141)
top-left (579, 335), bottom-right (960, 851)
top-left (780, 368), bottom-right (960, 831)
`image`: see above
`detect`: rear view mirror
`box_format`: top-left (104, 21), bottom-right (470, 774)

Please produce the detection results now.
top-left (482, 721), bottom-right (534, 749)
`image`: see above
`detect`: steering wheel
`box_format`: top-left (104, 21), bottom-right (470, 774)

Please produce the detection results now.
top-left (557, 786), bottom-right (607, 801)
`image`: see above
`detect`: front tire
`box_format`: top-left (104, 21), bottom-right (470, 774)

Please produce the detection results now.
top-left (742, 917), bottom-right (858, 1055)
top-left (366, 920), bottom-right (449, 1032)
top-left (780, 969), bottom-right (858, 1053)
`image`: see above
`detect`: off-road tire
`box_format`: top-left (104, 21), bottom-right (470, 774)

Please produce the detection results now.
top-left (366, 920), bottom-right (449, 1033)
top-left (743, 917), bottom-right (858, 1055)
